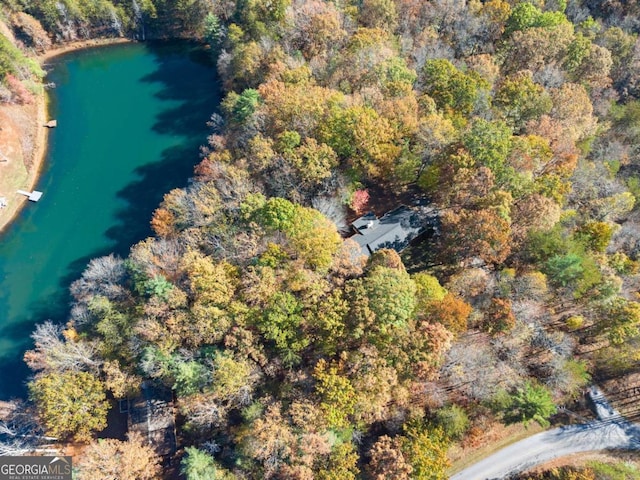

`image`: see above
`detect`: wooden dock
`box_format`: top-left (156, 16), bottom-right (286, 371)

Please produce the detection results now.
top-left (17, 190), bottom-right (43, 202)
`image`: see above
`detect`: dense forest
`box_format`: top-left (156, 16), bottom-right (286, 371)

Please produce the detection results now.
top-left (3, 0), bottom-right (640, 478)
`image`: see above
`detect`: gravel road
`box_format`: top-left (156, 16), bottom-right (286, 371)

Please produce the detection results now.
top-left (451, 387), bottom-right (640, 480)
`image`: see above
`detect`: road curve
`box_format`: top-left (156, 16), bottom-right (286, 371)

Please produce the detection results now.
top-left (451, 388), bottom-right (640, 480)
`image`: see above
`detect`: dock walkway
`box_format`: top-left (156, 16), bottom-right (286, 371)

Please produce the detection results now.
top-left (17, 190), bottom-right (43, 202)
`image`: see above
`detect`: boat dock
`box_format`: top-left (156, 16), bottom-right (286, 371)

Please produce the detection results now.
top-left (17, 190), bottom-right (43, 202)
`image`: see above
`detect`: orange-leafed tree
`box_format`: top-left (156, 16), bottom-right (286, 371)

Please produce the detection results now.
top-left (439, 208), bottom-right (511, 266)
top-left (427, 293), bottom-right (472, 335)
top-left (76, 432), bottom-right (161, 480)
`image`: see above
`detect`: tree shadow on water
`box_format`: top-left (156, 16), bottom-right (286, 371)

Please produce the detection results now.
top-left (0, 41), bottom-right (221, 400)
top-left (0, 288), bottom-right (69, 399)
top-left (106, 40), bottom-right (220, 252)
top-left (141, 41), bottom-right (219, 138)
top-left (106, 143), bottom-right (203, 251)
top-left (0, 244), bottom-right (129, 400)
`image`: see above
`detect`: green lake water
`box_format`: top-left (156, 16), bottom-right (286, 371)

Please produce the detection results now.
top-left (0, 41), bottom-right (220, 399)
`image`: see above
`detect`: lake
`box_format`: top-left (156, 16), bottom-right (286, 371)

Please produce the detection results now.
top-left (0, 41), bottom-right (220, 399)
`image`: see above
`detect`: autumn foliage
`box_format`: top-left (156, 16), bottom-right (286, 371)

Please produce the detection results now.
top-left (17, 0), bottom-right (640, 475)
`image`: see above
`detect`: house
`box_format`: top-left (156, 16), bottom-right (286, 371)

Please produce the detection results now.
top-left (350, 205), bottom-right (427, 257)
top-left (127, 383), bottom-right (177, 458)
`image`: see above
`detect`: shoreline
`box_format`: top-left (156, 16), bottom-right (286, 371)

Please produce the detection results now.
top-left (39, 37), bottom-right (132, 62)
top-left (0, 37), bottom-right (133, 236)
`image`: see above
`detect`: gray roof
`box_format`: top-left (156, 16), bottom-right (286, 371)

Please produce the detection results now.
top-left (128, 384), bottom-right (176, 456)
top-left (351, 206), bottom-right (425, 256)
top-left (352, 212), bottom-right (378, 232)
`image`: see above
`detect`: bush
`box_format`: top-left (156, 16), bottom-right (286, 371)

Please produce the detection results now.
top-left (493, 381), bottom-right (556, 428)
top-left (0, 33), bottom-right (43, 82)
top-left (544, 253), bottom-right (583, 287)
top-left (565, 315), bottom-right (584, 329)
top-left (433, 404), bottom-right (470, 440)
top-left (588, 460), bottom-right (640, 480)
top-left (575, 221), bottom-right (615, 253)
top-left (4, 74), bottom-right (34, 104)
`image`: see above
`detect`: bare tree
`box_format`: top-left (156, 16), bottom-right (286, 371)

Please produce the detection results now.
top-left (312, 196), bottom-right (349, 233)
top-left (70, 254), bottom-right (127, 302)
top-left (442, 337), bottom-right (521, 402)
top-left (0, 402), bottom-right (56, 456)
top-left (179, 395), bottom-right (226, 431)
top-left (24, 321), bottom-right (100, 374)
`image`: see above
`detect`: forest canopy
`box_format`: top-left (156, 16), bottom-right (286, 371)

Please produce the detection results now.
top-left (4, 0), bottom-right (640, 478)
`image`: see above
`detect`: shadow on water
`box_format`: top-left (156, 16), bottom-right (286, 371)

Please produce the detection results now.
top-left (0, 235), bottom-right (116, 399)
top-left (0, 283), bottom-right (70, 399)
top-left (106, 41), bottom-right (220, 254)
top-left (144, 42), bottom-right (217, 137)
top-left (0, 41), bottom-right (220, 400)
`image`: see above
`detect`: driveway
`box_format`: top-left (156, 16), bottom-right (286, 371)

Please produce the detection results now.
top-left (450, 387), bottom-right (640, 480)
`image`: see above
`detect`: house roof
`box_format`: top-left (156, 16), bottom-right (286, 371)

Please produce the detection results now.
top-left (128, 384), bottom-right (176, 456)
top-left (352, 212), bottom-right (378, 232)
top-left (351, 206), bottom-right (425, 257)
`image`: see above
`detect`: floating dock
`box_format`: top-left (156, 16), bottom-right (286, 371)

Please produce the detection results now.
top-left (17, 190), bottom-right (43, 202)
